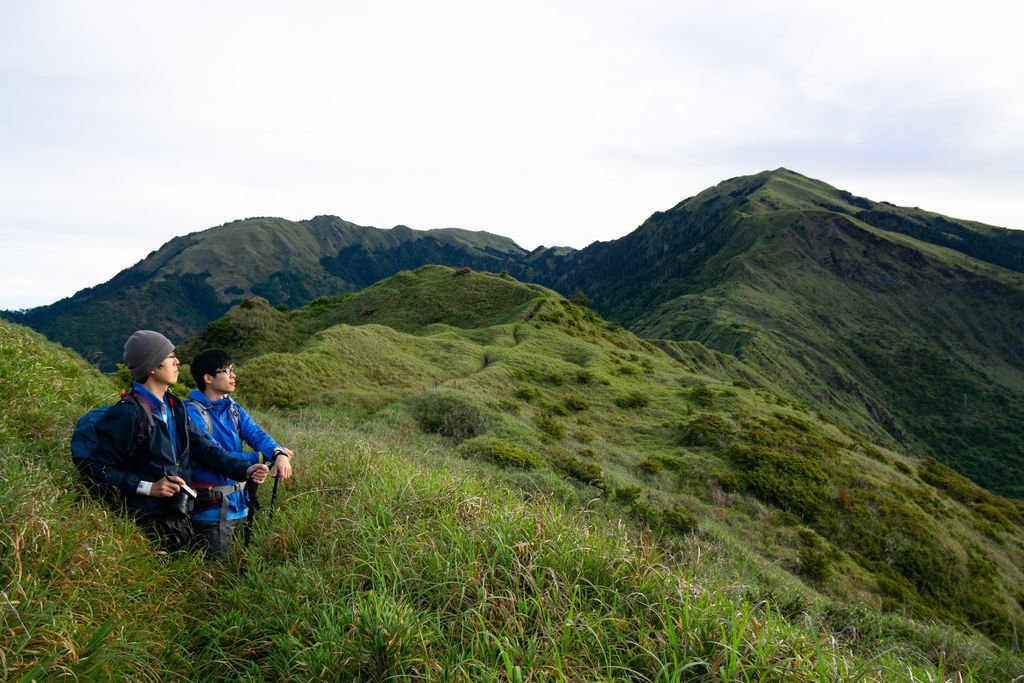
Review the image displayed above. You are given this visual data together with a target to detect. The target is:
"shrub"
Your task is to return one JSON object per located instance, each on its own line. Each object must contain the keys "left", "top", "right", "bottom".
{"left": 533, "top": 410, "right": 565, "bottom": 441}
{"left": 797, "top": 528, "right": 832, "bottom": 581}
{"left": 514, "top": 387, "right": 541, "bottom": 402}
{"left": 565, "top": 394, "right": 589, "bottom": 412}
{"left": 664, "top": 504, "right": 699, "bottom": 534}
{"left": 638, "top": 458, "right": 663, "bottom": 475}
{"left": 411, "top": 389, "right": 491, "bottom": 443}
{"left": 458, "top": 436, "right": 541, "bottom": 469}
{"left": 678, "top": 413, "right": 733, "bottom": 448}
{"left": 690, "top": 385, "right": 715, "bottom": 408}
{"left": 726, "top": 444, "right": 830, "bottom": 521}
{"left": 555, "top": 457, "right": 603, "bottom": 485}
{"left": 570, "top": 291, "right": 592, "bottom": 307}
{"left": 615, "top": 391, "right": 649, "bottom": 409}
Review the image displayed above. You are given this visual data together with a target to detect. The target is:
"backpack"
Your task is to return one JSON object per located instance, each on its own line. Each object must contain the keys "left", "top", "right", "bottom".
{"left": 71, "top": 392, "right": 156, "bottom": 502}
{"left": 183, "top": 398, "right": 245, "bottom": 521}
{"left": 184, "top": 398, "right": 241, "bottom": 436}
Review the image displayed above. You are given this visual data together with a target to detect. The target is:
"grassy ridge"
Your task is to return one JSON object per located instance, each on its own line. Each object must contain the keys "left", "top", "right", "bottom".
{"left": 0, "top": 319, "right": 1008, "bottom": 681}
{"left": 8, "top": 168, "right": 1023, "bottom": 510}
{"left": 200, "top": 269, "right": 1024, "bottom": 647}
{"left": 3, "top": 269, "right": 1024, "bottom": 680}
{"left": 595, "top": 172, "right": 1024, "bottom": 497}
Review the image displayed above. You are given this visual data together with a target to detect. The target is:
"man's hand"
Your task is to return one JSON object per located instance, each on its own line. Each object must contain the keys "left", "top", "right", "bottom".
{"left": 272, "top": 448, "right": 294, "bottom": 480}
{"left": 152, "top": 475, "right": 185, "bottom": 498}
{"left": 246, "top": 463, "right": 269, "bottom": 484}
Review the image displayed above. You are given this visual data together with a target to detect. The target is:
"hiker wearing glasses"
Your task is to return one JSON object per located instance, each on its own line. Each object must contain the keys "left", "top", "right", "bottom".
{"left": 79, "top": 331, "right": 269, "bottom": 553}
{"left": 185, "top": 348, "right": 294, "bottom": 557}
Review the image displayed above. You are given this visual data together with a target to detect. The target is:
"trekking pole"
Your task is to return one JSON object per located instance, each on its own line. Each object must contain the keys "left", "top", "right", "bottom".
{"left": 268, "top": 470, "right": 281, "bottom": 525}
{"left": 242, "top": 479, "right": 260, "bottom": 550}
{"left": 267, "top": 447, "right": 289, "bottom": 525}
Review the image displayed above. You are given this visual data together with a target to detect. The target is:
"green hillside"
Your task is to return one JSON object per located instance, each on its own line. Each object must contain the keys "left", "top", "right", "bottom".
{"left": 5, "top": 169, "right": 1023, "bottom": 504}
{"left": 3, "top": 217, "right": 530, "bottom": 369}
{"left": 539, "top": 170, "right": 1024, "bottom": 497}
{"left": 3, "top": 269, "right": 1024, "bottom": 679}
{"left": 189, "top": 268, "right": 1024, "bottom": 643}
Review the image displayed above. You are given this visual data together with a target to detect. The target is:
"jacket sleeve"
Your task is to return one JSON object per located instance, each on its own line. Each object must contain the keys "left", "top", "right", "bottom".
{"left": 188, "top": 422, "right": 251, "bottom": 481}
{"left": 237, "top": 404, "right": 281, "bottom": 459}
{"left": 88, "top": 403, "right": 144, "bottom": 494}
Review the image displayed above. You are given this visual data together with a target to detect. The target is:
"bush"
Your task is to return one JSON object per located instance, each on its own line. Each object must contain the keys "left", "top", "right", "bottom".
{"left": 726, "top": 444, "right": 830, "bottom": 521}
{"left": 664, "top": 504, "right": 699, "bottom": 534}
{"left": 514, "top": 387, "right": 541, "bottom": 402}
{"left": 678, "top": 413, "right": 733, "bottom": 448}
{"left": 458, "top": 436, "right": 541, "bottom": 469}
{"left": 565, "top": 394, "right": 589, "bottom": 412}
{"left": 575, "top": 370, "right": 595, "bottom": 385}
{"left": 555, "top": 457, "right": 603, "bottom": 485}
{"left": 690, "top": 385, "right": 715, "bottom": 408}
{"left": 411, "top": 389, "right": 491, "bottom": 443}
{"left": 797, "top": 528, "right": 832, "bottom": 581}
{"left": 638, "top": 458, "right": 663, "bottom": 475}
{"left": 533, "top": 410, "right": 565, "bottom": 441}
{"left": 615, "top": 391, "right": 649, "bottom": 409}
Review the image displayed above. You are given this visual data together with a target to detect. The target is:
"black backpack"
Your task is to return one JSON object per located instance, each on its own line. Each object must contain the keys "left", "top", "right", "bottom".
{"left": 71, "top": 392, "right": 155, "bottom": 503}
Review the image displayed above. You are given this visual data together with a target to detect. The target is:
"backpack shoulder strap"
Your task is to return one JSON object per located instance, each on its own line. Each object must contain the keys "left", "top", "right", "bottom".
{"left": 184, "top": 398, "right": 214, "bottom": 434}
{"left": 230, "top": 402, "right": 241, "bottom": 434}
{"left": 120, "top": 392, "right": 155, "bottom": 452}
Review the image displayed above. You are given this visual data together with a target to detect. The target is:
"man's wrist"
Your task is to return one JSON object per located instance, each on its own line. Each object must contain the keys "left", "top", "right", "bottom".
{"left": 274, "top": 448, "right": 290, "bottom": 459}
{"left": 136, "top": 480, "right": 154, "bottom": 496}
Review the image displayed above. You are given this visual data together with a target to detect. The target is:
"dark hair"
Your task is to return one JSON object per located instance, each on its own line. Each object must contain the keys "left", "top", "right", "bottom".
{"left": 190, "top": 348, "right": 234, "bottom": 391}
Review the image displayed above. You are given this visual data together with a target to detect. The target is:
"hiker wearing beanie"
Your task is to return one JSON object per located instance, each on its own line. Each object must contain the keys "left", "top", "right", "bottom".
{"left": 185, "top": 348, "right": 294, "bottom": 558}
{"left": 78, "top": 330, "right": 269, "bottom": 552}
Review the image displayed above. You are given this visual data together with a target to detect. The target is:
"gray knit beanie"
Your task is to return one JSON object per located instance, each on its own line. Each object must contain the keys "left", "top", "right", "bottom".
{"left": 123, "top": 330, "right": 175, "bottom": 381}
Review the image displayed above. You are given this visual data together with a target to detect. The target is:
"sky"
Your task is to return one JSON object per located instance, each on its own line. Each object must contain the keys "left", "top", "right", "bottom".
{"left": 2, "top": 1, "right": 1022, "bottom": 310}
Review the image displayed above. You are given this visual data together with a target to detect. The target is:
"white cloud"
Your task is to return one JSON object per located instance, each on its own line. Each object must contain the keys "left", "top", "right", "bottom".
{"left": 2, "top": 0, "right": 1022, "bottom": 309}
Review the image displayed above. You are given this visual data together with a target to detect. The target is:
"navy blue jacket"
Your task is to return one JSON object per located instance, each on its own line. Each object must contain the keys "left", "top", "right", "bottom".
{"left": 86, "top": 388, "right": 252, "bottom": 519}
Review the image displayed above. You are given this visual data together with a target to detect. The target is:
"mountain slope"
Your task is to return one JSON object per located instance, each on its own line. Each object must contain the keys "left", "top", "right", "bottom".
{"left": 173, "top": 268, "right": 1024, "bottom": 652}
{"left": 6, "top": 169, "right": 1024, "bottom": 499}
{"left": 6, "top": 313, "right": 1024, "bottom": 680}
{"left": 4, "top": 216, "right": 530, "bottom": 368}
{"left": 534, "top": 170, "right": 1024, "bottom": 496}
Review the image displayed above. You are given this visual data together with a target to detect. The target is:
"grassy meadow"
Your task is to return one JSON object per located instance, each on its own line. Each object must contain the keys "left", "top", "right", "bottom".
{"left": 3, "top": 266, "right": 1024, "bottom": 681}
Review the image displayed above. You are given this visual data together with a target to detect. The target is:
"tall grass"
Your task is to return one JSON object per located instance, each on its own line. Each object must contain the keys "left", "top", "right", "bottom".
{"left": 3, "top": 315, "right": 1022, "bottom": 681}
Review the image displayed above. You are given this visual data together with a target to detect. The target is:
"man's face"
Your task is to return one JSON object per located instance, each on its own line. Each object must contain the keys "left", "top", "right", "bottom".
{"left": 205, "top": 364, "right": 236, "bottom": 395}
{"left": 151, "top": 352, "right": 180, "bottom": 385}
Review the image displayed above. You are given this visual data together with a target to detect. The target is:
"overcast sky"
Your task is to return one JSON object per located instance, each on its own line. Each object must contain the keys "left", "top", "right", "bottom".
{"left": 2, "top": 1, "right": 1022, "bottom": 309}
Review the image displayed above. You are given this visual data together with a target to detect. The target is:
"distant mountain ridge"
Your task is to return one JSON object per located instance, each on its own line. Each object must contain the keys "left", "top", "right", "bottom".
{"left": 4, "top": 216, "right": 534, "bottom": 368}
{"left": 538, "top": 170, "right": 1024, "bottom": 496}
{"left": 5, "top": 168, "right": 1024, "bottom": 496}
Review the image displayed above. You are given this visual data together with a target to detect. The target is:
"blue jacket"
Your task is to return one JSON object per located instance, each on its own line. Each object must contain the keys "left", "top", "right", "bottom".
{"left": 185, "top": 390, "right": 281, "bottom": 522}
{"left": 86, "top": 384, "right": 252, "bottom": 520}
